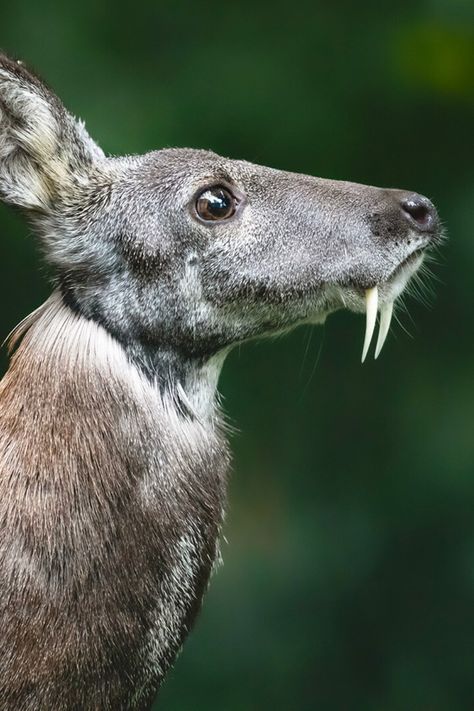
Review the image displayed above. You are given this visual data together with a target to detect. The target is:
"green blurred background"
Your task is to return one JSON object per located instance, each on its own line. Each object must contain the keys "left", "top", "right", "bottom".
{"left": 1, "top": 1, "right": 473, "bottom": 709}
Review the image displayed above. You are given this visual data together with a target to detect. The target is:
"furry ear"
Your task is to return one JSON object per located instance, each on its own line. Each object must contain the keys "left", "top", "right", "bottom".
{"left": 0, "top": 55, "right": 104, "bottom": 211}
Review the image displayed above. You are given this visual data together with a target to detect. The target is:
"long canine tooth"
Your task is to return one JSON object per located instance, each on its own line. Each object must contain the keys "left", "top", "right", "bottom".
{"left": 361, "top": 286, "right": 378, "bottom": 363}
{"left": 374, "top": 301, "right": 394, "bottom": 360}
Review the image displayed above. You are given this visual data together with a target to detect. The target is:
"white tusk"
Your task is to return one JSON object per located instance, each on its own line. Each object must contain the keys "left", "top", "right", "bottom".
{"left": 361, "top": 286, "right": 378, "bottom": 363}
{"left": 374, "top": 301, "right": 394, "bottom": 360}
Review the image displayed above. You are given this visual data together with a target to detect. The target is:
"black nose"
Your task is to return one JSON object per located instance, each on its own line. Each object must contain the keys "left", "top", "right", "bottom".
{"left": 400, "top": 193, "right": 438, "bottom": 233}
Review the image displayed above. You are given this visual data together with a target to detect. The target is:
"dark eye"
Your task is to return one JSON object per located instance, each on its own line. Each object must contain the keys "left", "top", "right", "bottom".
{"left": 195, "top": 186, "right": 236, "bottom": 222}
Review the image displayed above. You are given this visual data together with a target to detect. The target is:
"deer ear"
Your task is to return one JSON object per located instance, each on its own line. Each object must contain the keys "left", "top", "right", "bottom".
{"left": 0, "top": 55, "right": 104, "bottom": 211}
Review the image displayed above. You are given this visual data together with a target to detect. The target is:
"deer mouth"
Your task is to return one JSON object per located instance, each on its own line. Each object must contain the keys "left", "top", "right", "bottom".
{"left": 360, "top": 249, "right": 425, "bottom": 362}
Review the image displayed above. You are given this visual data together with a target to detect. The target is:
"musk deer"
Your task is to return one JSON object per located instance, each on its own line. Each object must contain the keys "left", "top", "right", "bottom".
{"left": 0, "top": 55, "right": 441, "bottom": 710}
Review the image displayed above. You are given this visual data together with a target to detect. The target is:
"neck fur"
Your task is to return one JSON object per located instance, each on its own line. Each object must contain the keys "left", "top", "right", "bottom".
{"left": 0, "top": 291, "right": 230, "bottom": 699}
{"left": 6, "top": 291, "right": 225, "bottom": 423}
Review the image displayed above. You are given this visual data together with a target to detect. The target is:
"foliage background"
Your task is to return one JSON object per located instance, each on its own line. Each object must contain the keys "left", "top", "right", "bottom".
{"left": 1, "top": 1, "right": 473, "bottom": 709}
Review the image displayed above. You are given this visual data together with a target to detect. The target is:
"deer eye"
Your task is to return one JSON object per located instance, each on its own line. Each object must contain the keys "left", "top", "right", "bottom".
{"left": 195, "top": 186, "right": 236, "bottom": 222}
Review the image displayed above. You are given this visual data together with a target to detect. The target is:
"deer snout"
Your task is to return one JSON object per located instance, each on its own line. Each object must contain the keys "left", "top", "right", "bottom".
{"left": 368, "top": 188, "right": 439, "bottom": 244}
{"left": 398, "top": 192, "right": 439, "bottom": 234}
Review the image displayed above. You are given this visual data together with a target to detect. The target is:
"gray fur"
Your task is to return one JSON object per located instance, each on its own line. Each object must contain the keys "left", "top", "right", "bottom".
{"left": 0, "top": 54, "right": 441, "bottom": 710}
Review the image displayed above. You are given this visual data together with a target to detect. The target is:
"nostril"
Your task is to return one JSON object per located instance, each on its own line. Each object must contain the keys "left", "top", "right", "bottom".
{"left": 400, "top": 193, "right": 438, "bottom": 232}
{"left": 404, "top": 201, "right": 429, "bottom": 225}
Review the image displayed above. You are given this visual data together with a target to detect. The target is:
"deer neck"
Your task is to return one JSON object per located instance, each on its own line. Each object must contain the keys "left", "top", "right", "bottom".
{"left": 5, "top": 290, "right": 226, "bottom": 420}
{"left": 1, "top": 291, "right": 230, "bottom": 520}
{"left": 0, "top": 291, "right": 230, "bottom": 693}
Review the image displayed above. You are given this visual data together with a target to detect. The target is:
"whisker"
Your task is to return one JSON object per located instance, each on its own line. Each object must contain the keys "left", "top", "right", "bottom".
{"left": 298, "top": 328, "right": 325, "bottom": 402}
{"left": 298, "top": 327, "right": 314, "bottom": 379}
{"left": 393, "top": 297, "right": 416, "bottom": 338}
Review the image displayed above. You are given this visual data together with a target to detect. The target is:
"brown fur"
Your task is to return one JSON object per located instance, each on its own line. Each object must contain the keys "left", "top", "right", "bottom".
{"left": 0, "top": 293, "right": 229, "bottom": 709}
